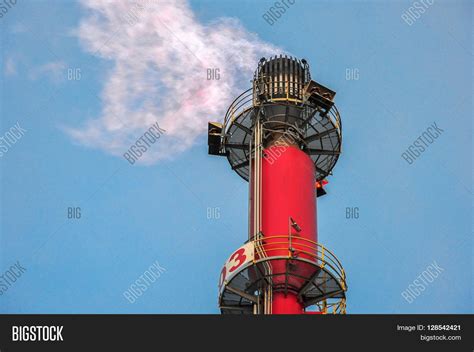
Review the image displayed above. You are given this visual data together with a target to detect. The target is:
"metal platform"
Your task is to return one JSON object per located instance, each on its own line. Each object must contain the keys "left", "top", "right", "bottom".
{"left": 218, "top": 236, "right": 347, "bottom": 314}
{"left": 220, "top": 87, "right": 342, "bottom": 182}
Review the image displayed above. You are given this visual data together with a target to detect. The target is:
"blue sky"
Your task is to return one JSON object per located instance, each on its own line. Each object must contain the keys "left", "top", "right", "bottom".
{"left": 0, "top": 0, "right": 472, "bottom": 313}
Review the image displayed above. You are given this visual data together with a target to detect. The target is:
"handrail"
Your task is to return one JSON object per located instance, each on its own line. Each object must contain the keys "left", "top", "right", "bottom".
{"left": 222, "top": 88, "right": 253, "bottom": 134}
{"left": 251, "top": 235, "right": 346, "bottom": 283}
{"left": 222, "top": 83, "right": 341, "bottom": 141}
{"left": 254, "top": 235, "right": 345, "bottom": 273}
{"left": 317, "top": 298, "right": 346, "bottom": 314}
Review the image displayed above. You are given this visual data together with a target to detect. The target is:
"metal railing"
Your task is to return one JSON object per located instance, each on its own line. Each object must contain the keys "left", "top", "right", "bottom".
{"left": 252, "top": 235, "right": 346, "bottom": 289}
{"left": 222, "top": 88, "right": 254, "bottom": 136}
{"left": 317, "top": 298, "right": 347, "bottom": 314}
{"left": 222, "top": 81, "right": 342, "bottom": 142}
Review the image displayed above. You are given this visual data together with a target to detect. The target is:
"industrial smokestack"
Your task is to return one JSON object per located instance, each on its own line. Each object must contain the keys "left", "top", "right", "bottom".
{"left": 209, "top": 55, "right": 347, "bottom": 314}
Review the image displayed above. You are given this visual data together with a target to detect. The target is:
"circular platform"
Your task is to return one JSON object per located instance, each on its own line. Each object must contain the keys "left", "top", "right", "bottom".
{"left": 221, "top": 88, "right": 342, "bottom": 182}
{"left": 218, "top": 237, "right": 347, "bottom": 314}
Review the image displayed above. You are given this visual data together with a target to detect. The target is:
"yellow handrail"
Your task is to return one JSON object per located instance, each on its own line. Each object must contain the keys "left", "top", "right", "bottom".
{"left": 251, "top": 235, "right": 346, "bottom": 282}
{"left": 252, "top": 235, "right": 345, "bottom": 274}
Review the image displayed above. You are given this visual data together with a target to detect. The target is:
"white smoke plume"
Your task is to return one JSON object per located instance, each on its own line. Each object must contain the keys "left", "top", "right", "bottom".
{"left": 67, "top": 0, "right": 281, "bottom": 163}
